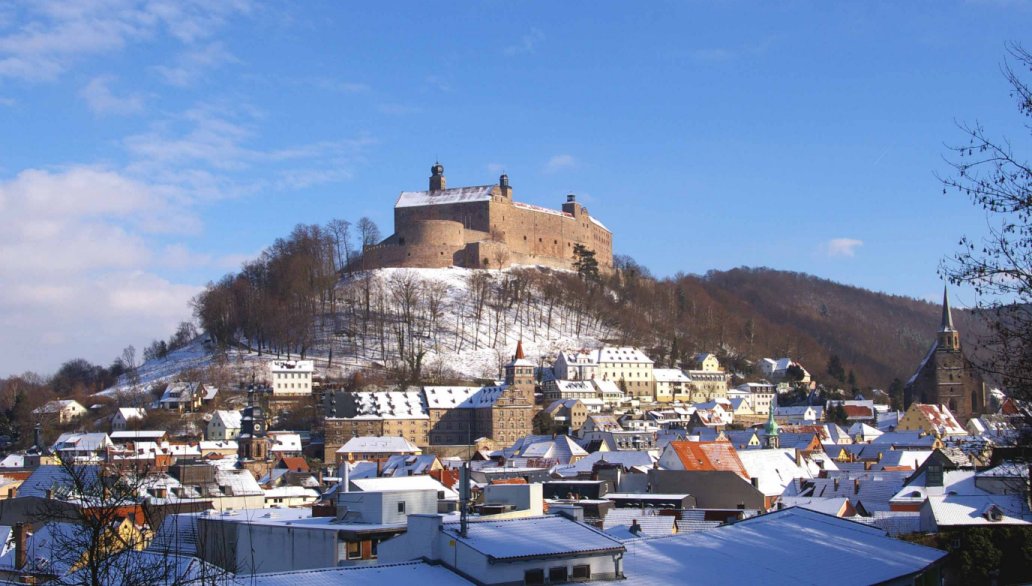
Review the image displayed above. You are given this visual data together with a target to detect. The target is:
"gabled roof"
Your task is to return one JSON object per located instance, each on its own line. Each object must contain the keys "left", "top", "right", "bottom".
{"left": 663, "top": 441, "right": 748, "bottom": 479}
{"left": 596, "top": 347, "right": 653, "bottom": 365}
{"left": 909, "top": 403, "right": 966, "bottom": 435}
{"left": 381, "top": 454, "right": 439, "bottom": 477}
{"left": 424, "top": 386, "right": 506, "bottom": 409}
{"left": 603, "top": 509, "right": 677, "bottom": 539}
{"left": 269, "top": 359, "right": 314, "bottom": 373}
{"left": 116, "top": 407, "right": 146, "bottom": 421}
{"left": 350, "top": 475, "right": 458, "bottom": 499}
{"left": 211, "top": 409, "right": 243, "bottom": 429}
{"left": 737, "top": 448, "right": 818, "bottom": 497}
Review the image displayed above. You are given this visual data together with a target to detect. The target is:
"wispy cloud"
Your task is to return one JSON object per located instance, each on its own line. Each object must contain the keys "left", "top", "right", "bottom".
{"left": 0, "top": 1, "right": 252, "bottom": 82}
{"left": 544, "top": 154, "right": 577, "bottom": 174}
{"left": 504, "top": 28, "right": 544, "bottom": 56}
{"left": 152, "top": 42, "right": 239, "bottom": 86}
{"left": 823, "top": 238, "right": 864, "bottom": 258}
{"left": 79, "top": 75, "right": 144, "bottom": 115}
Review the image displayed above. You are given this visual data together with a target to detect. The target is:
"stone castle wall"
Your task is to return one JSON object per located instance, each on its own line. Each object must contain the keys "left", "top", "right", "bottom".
{"left": 362, "top": 168, "right": 613, "bottom": 272}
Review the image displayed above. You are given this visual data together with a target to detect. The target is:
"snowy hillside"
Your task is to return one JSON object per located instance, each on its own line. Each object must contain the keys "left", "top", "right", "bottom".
{"left": 103, "top": 266, "right": 615, "bottom": 394}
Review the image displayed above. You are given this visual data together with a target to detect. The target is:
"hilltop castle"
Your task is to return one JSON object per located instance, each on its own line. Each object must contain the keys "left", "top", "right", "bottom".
{"left": 361, "top": 163, "right": 613, "bottom": 271}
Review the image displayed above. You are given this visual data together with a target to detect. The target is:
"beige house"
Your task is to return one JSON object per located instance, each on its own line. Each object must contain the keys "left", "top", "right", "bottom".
{"left": 544, "top": 399, "right": 589, "bottom": 432}
{"left": 654, "top": 369, "right": 692, "bottom": 403}
{"left": 686, "top": 370, "right": 730, "bottom": 402}
{"left": 596, "top": 347, "right": 655, "bottom": 400}
{"left": 693, "top": 353, "right": 722, "bottom": 372}
{"left": 33, "top": 400, "right": 87, "bottom": 424}
{"left": 896, "top": 403, "right": 967, "bottom": 437}
{"left": 270, "top": 360, "right": 315, "bottom": 395}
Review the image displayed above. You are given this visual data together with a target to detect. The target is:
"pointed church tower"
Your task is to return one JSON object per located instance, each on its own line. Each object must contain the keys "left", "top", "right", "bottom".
{"left": 765, "top": 395, "right": 780, "bottom": 449}
{"left": 904, "top": 285, "right": 986, "bottom": 422}
{"left": 938, "top": 286, "right": 960, "bottom": 351}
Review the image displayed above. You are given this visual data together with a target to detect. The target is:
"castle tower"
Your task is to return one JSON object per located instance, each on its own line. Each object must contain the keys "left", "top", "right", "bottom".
{"left": 494, "top": 340, "right": 535, "bottom": 444}
{"left": 499, "top": 173, "right": 512, "bottom": 199}
{"left": 903, "top": 286, "right": 986, "bottom": 422}
{"left": 430, "top": 162, "right": 446, "bottom": 192}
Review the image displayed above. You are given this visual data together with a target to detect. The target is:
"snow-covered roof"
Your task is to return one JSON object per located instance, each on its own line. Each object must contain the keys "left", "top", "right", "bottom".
{"left": 596, "top": 347, "right": 653, "bottom": 364}
{"left": 350, "top": 475, "right": 458, "bottom": 499}
{"left": 264, "top": 486, "right": 319, "bottom": 500}
{"left": 381, "top": 454, "right": 440, "bottom": 477}
{"left": 554, "top": 380, "right": 594, "bottom": 393}
{"left": 116, "top": 407, "right": 146, "bottom": 421}
{"left": 603, "top": 509, "right": 677, "bottom": 539}
{"left": 211, "top": 409, "right": 243, "bottom": 429}
{"left": 238, "top": 561, "right": 472, "bottom": 586}
{"left": 51, "top": 432, "right": 112, "bottom": 453}
{"left": 33, "top": 399, "right": 85, "bottom": 414}
{"left": 737, "top": 448, "right": 818, "bottom": 497}
{"left": 348, "top": 390, "right": 430, "bottom": 419}
{"left": 443, "top": 515, "right": 624, "bottom": 561}
{"left": 269, "top": 432, "right": 302, "bottom": 453}
{"left": 589, "top": 215, "right": 610, "bottom": 232}
{"left": 270, "top": 359, "right": 314, "bottom": 373}
{"left": 424, "top": 385, "right": 506, "bottom": 409}
{"left": 553, "top": 450, "right": 656, "bottom": 477}
{"left": 339, "top": 436, "right": 419, "bottom": 454}
{"left": 110, "top": 430, "right": 167, "bottom": 441}
{"left": 654, "top": 368, "right": 690, "bottom": 383}
{"left": 616, "top": 507, "right": 946, "bottom": 585}
{"left": 396, "top": 185, "right": 496, "bottom": 208}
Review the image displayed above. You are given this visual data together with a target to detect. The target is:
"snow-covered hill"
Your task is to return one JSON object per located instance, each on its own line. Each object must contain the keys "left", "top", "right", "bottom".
{"left": 102, "top": 266, "right": 614, "bottom": 395}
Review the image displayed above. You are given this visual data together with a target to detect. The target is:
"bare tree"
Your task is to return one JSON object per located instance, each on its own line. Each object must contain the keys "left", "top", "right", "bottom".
{"left": 940, "top": 43, "right": 1032, "bottom": 412}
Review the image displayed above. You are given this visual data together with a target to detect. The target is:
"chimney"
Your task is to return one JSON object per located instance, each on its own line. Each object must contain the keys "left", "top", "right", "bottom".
{"left": 833, "top": 478, "right": 840, "bottom": 491}
{"left": 14, "top": 523, "right": 28, "bottom": 570}
{"left": 750, "top": 477, "right": 759, "bottom": 489}
{"left": 45, "top": 489, "right": 53, "bottom": 500}
{"left": 629, "top": 519, "right": 642, "bottom": 536}
{"left": 854, "top": 478, "right": 861, "bottom": 494}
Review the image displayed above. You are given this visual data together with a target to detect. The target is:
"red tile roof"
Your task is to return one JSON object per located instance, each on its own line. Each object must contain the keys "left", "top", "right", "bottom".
{"left": 667, "top": 440, "right": 748, "bottom": 480}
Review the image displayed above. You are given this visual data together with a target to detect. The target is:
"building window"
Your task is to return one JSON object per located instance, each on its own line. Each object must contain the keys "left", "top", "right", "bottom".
{"left": 346, "top": 541, "right": 361, "bottom": 560}
{"left": 524, "top": 569, "right": 545, "bottom": 585}
{"left": 397, "top": 501, "right": 406, "bottom": 513}
{"left": 549, "top": 567, "right": 569, "bottom": 583}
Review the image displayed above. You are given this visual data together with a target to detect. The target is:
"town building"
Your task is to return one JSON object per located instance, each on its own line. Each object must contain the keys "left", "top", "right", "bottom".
{"left": 361, "top": 163, "right": 613, "bottom": 272}
{"left": 904, "top": 287, "right": 987, "bottom": 422}
{"left": 653, "top": 369, "right": 692, "bottom": 403}
{"left": 896, "top": 403, "right": 967, "bottom": 437}
{"left": 111, "top": 407, "right": 146, "bottom": 431}
{"left": 206, "top": 410, "right": 243, "bottom": 441}
{"left": 596, "top": 347, "right": 655, "bottom": 400}
{"left": 270, "top": 360, "right": 314, "bottom": 396}
{"left": 553, "top": 350, "right": 599, "bottom": 381}
{"left": 32, "top": 400, "right": 87, "bottom": 424}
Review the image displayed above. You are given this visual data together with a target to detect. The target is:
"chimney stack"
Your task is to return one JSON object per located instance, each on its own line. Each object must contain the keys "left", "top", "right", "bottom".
{"left": 14, "top": 523, "right": 28, "bottom": 570}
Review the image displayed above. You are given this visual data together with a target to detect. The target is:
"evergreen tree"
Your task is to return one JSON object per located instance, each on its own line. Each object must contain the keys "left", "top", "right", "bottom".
{"left": 826, "top": 354, "right": 846, "bottom": 383}
{"left": 572, "top": 244, "right": 600, "bottom": 282}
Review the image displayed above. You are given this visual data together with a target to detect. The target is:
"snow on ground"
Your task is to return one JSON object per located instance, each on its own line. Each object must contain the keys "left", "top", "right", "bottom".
{"left": 101, "top": 266, "right": 613, "bottom": 396}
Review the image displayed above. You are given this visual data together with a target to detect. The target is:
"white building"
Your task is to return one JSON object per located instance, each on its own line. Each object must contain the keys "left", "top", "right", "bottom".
{"left": 553, "top": 351, "right": 599, "bottom": 381}
{"left": 379, "top": 514, "right": 626, "bottom": 584}
{"left": 207, "top": 410, "right": 243, "bottom": 441}
{"left": 270, "top": 360, "right": 315, "bottom": 395}
{"left": 111, "top": 407, "right": 146, "bottom": 431}
{"left": 736, "top": 383, "right": 776, "bottom": 415}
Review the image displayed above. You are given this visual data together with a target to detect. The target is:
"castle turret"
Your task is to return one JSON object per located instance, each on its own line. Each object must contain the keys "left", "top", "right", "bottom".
{"left": 562, "top": 193, "right": 587, "bottom": 218}
{"left": 765, "top": 396, "right": 780, "bottom": 449}
{"left": 499, "top": 173, "right": 511, "bottom": 199}
{"left": 430, "top": 162, "right": 446, "bottom": 192}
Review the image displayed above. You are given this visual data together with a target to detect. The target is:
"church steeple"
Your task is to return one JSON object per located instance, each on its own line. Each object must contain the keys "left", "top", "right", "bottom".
{"left": 765, "top": 395, "right": 780, "bottom": 448}
{"left": 938, "top": 286, "right": 961, "bottom": 351}
{"left": 941, "top": 286, "right": 955, "bottom": 332}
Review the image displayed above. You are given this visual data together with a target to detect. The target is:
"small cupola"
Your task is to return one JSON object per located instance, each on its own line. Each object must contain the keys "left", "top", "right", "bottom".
{"left": 499, "top": 173, "right": 512, "bottom": 198}
{"left": 430, "top": 162, "right": 446, "bottom": 192}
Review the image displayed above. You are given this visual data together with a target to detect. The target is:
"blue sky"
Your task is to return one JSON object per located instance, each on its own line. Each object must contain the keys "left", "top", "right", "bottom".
{"left": 0, "top": 1, "right": 1029, "bottom": 376}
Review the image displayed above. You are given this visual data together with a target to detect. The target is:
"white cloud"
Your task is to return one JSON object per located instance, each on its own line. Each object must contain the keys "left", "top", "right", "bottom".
{"left": 152, "top": 41, "right": 239, "bottom": 86}
{"left": 544, "top": 154, "right": 577, "bottom": 174}
{"left": 0, "top": 166, "right": 207, "bottom": 375}
{"left": 0, "top": 1, "right": 251, "bottom": 82}
{"left": 823, "top": 238, "right": 864, "bottom": 257}
{"left": 79, "top": 75, "right": 144, "bottom": 115}
{"left": 504, "top": 28, "right": 544, "bottom": 56}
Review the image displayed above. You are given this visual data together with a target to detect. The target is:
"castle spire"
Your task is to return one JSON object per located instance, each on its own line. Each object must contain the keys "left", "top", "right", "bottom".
{"left": 765, "top": 395, "right": 780, "bottom": 448}
{"left": 940, "top": 286, "right": 955, "bottom": 332}
{"left": 514, "top": 339, "right": 525, "bottom": 360}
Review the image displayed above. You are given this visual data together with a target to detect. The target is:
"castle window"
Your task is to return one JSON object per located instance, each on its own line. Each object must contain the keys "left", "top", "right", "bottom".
{"left": 398, "top": 237, "right": 405, "bottom": 245}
